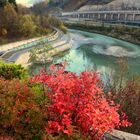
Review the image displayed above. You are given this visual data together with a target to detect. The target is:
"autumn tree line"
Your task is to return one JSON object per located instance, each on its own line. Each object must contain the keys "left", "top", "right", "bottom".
{"left": 0, "top": 1, "right": 66, "bottom": 43}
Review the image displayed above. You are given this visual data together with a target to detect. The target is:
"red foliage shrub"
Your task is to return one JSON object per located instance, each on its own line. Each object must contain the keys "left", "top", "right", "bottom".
{"left": 0, "top": 78, "right": 48, "bottom": 139}
{"left": 32, "top": 64, "right": 131, "bottom": 139}
{"left": 106, "top": 77, "right": 140, "bottom": 135}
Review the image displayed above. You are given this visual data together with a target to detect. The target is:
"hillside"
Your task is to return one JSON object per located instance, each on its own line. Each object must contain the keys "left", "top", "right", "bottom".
{"left": 31, "top": 0, "right": 114, "bottom": 14}
{"left": 62, "top": 0, "right": 113, "bottom": 11}
{"left": 31, "top": 0, "right": 140, "bottom": 14}
{"left": 79, "top": 0, "right": 140, "bottom": 11}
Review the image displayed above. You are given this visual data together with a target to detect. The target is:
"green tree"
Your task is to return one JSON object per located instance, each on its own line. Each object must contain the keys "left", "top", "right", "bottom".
{"left": 19, "top": 15, "right": 37, "bottom": 36}
{"left": 48, "top": 16, "right": 67, "bottom": 33}
{"left": 0, "top": 3, "right": 18, "bottom": 35}
{"left": 48, "top": 16, "right": 62, "bottom": 28}
{"left": 32, "top": 15, "right": 50, "bottom": 35}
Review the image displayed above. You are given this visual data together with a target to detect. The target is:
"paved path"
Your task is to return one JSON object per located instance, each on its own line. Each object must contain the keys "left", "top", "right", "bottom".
{"left": 0, "top": 37, "right": 40, "bottom": 52}
{"left": 15, "top": 32, "right": 72, "bottom": 66}
{"left": 0, "top": 30, "right": 57, "bottom": 52}
{"left": 0, "top": 29, "right": 61, "bottom": 61}
{"left": 0, "top": 28, "right": 72, "bottom": 66}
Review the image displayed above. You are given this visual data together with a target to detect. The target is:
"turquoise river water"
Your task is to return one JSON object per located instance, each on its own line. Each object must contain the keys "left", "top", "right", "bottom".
{"left": 30, "top": 29, "right": 140, "bottom": 78}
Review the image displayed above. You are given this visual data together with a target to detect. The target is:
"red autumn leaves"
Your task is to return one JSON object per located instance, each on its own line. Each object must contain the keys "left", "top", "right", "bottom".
{"left": 32, "top": 64, "right": 131, "bottom": 139}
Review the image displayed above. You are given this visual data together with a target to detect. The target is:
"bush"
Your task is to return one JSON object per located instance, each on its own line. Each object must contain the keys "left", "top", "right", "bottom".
{"left": 0, "top": 78, "right": 48, "bottom": 139}
{"left": 32, "top": 64, "right": 131, "bottom": 139}
{"left": 105, "top": 76, "right": 140, "bottom": 135}
{"left": 104, "top": 59, "right": 140, "bottom": 135}
{"left": 0, "top": 63, "right": 131, "bottom": 140}
{"left": 0, "top": 62, "right": 27, "bottom": 79}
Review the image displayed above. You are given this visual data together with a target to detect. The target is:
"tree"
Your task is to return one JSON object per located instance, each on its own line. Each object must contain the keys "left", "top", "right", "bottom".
{"left": 17, "top": 4, "right": 31, "bottom": 14}
{"left": 19, "top": 15, "right": 37, "bottom": 36}
{"left": 29, "top": 41, "right": 55, "bottom": 71}
{"left": 32, "top": 15, "right": 50, "bottom": 35}
{"left": 104, "top": 59, "right": 140, "bottom": 135}
{"left": 48, "top": 16, "right": 62, "bottom": 28}
{"left": 31, "top": 0, "right": 49, "bottom": 15}
{"left": 0, "top": 0, "right": 17, "bottom": 9}
{"left": 8, "top": 0, "right": 17, "bottom": 7}
{"left": 40, "top": 15, "right": 50, "bottom": 29}
{"left": 48, "top": 16, "right": 67, "bottom": 33}
{"left": 0, "top": 0, "right": 6, "bottom": 8}
{"left": 0, "top": 3, "right": 18, "bottom": 35}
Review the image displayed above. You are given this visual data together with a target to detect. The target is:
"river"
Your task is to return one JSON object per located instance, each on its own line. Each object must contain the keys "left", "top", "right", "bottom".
{"left": 30, "top": 29, "right": 140, "bottom": 78}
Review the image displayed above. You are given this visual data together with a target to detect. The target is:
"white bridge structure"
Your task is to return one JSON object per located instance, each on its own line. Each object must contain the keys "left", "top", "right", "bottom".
{"left": 57, "top": 10, "right": 140, "bottom": 25}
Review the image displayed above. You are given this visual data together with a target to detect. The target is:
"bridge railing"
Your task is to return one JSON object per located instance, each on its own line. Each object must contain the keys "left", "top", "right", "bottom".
{"left": 61, "top": 10, "right": 140, "bottom": 15}
{"left": 58, "top": 10, "right": 140, "bottom": 25}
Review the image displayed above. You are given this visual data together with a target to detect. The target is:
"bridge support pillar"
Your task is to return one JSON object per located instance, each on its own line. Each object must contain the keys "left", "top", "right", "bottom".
{"left": 111, "top": 14, "right": 113, "bottom": 20}
{"left": 118, "top": 14, "right": 120, "bottom": 21}
{"left": 93, "top": 14, "right": 95, "bottom": 20}
{"left": 133, "top": 14, "right": 135, "bottom": 21}
{"left": 125, "top": 14, "right": 127, "bottom": 21}
{"left": 83, "top": 14, "right": 86, "bottom": 18}
{"left": 98, "top": 13, "right": 101, "bottom": 20}
{"left": 87, "top": 14, "right": 90, "bottom": 19}
{"left": 104, "top": 13, "right": 107, "bottom": 20}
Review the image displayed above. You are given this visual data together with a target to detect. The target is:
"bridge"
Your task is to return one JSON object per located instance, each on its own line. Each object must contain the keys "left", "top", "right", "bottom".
{"left": 57, "top": 10, "right": 140, "bottom": 26}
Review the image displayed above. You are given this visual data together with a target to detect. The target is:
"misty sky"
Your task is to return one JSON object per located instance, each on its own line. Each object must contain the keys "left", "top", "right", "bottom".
{"left": 17, "top": 0, "right": 44, "bottom": 7}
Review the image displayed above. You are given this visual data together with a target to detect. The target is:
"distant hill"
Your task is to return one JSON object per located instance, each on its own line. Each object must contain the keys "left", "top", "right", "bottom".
{"left": 62, "top": 0, "right": 113, "bottom": 11}
{"left": 31, "top": 0, "right": 114, "bottom": 14}
{"left": 31, "top": 0, "right": 140, "bottom": 14}
{"left": 79, "top": 0, "right": 140, "bottom": 11}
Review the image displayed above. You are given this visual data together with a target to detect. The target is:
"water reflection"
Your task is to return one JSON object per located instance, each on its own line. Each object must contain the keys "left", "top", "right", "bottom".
{"left": 29, "top": 29, "right": 140, "bottom": 77}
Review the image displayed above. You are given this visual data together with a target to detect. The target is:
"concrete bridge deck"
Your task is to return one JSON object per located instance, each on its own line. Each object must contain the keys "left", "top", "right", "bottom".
{"left": 57, "top": 10, "right": 140, "bottom": 26}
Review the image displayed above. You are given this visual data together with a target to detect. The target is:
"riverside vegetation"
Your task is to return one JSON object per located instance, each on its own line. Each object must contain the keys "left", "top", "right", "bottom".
{"left": 0, "top": 2, "right": 67, "bottom": 45}
{"left": 0, "top": 60, "right": 140, "bottom": 140}
{"left": 65, "top": 22, "right": 140, "bottom": 45}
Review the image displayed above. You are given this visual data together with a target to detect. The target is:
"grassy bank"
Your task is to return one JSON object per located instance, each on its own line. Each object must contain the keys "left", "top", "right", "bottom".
{"left": 65, "top": 22, "right": 140, "bottom": 45}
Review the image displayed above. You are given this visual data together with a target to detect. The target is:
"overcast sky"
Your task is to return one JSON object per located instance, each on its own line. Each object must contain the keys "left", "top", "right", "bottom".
{"left": 17, "top": 0, "right": 44, "bottom": 7}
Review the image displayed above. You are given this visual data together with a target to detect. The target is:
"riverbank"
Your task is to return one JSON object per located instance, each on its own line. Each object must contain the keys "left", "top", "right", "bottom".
{"left": 64, "top": 22, "right": 140, "bottom": 45}
{"left": 15, "top": 33, "right": 72, "bottom": 67}
{"left": 0, "top": 30, "right": 57, "bottom": 53}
